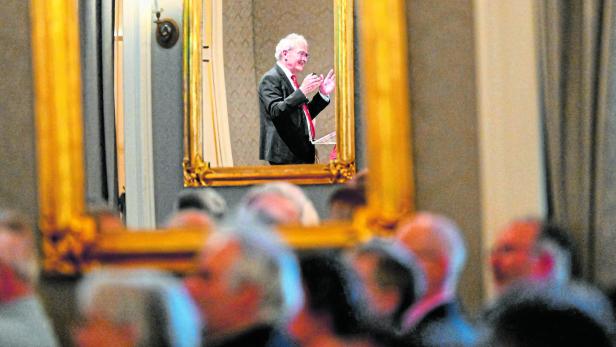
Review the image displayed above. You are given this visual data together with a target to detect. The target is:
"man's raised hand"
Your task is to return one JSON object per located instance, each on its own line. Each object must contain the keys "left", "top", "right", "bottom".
{"left": 299, "top": 74, "right": 322, "bottom": 95}
{"left": 319, "top": 69, "right": 335, "bottom": 96}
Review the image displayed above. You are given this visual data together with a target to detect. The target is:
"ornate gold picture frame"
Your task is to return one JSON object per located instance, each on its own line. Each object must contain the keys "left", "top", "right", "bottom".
{"left": 182, "top": 0, "right": 356, "bottom": 187}
{"left": 31, "top": 0, "right": 413, "bottom": 275}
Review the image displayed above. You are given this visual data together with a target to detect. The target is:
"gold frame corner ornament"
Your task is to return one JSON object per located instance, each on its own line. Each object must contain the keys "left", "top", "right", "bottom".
{"left": 182, "top": 0, "right": 356, "bottom": 187}
{"left": 32, "top": 0, "right": 413, "bottom": 274}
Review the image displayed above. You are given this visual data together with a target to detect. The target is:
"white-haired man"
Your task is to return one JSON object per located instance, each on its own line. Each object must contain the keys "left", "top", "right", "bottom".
{"left": 395, "top": 212, "right": 476, "bottom": 347}
{"left": 237, "top": 181, "right": 319, "bottom": 226}
{"left": 0, "top": 210, "right": 59, "bottom": 347}
{"left": 258, "top": 33, "right": 335, "bottom": 164}
{"left": 74, "top": 268, "right": 202, "bottom": 347}
{"left": 184, "top": 222, "right": 303, "bottom": 347}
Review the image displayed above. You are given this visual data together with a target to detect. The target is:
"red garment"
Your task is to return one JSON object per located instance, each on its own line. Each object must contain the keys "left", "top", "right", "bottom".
{"left": 290, "top": 75, "right": 316, "bottom": 139}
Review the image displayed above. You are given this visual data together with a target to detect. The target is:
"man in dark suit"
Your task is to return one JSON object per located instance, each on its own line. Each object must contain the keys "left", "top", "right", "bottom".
{"left": 258, "top": 33, "right": 335, "bottom": 164}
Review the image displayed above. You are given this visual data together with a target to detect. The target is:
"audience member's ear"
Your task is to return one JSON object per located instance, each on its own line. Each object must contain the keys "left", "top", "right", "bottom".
{"left": 0, "top": 262, "right": 30, "bottom": 302}
{"left": 237, "top": 283, "right": 262, "bottom": 312}
{"left": 533, "top": 251, "right": 555, "bottom": 280}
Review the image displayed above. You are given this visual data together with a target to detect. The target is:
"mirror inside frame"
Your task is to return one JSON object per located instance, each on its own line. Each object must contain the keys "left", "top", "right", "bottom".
{"left": 183, "top": 0, "right": 356, "bottom": 186}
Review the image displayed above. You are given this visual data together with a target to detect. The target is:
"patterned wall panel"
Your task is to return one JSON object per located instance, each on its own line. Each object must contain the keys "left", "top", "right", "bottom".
{"left": 223, "top": 0, "right": 336, "bottom": 165}
{"left": 223, "top": 0, "right": 260, "bottom": 166}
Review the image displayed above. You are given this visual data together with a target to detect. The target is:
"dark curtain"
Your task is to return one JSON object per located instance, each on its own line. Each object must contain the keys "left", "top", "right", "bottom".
{"left": 79, "top": 0, "right": 118, "bottom": 208}
{"left": 539, "top": 0, "right": 616, "bottom": 285}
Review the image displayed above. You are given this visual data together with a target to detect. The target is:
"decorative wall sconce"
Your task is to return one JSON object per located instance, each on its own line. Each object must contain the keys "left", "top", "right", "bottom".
{"left": 154, "top": 9, "right": 179, "bottom": 49}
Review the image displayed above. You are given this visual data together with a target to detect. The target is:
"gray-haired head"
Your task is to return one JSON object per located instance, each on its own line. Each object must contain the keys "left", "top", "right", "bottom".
{"left": 434, "top": 215, "right": 468, "bottom": 290}
{"left": 77, "top": 268, "right": 202, "bottom": 347}
{"left": 480, "top": 281, "right": 615, "bottom": 347}
{"left": 238, "top": 181, "right": 319, "bottom": 226}
{"left": 275, "top": 33, "right": 308, "bottom": 61}
{"left": 0, "top": 209, "right": 38, "bottom": 285}
{"left": 396, "top": 212, "right": 467, "bottom": 294}
{"left": 213, "top": 221, "right": 304, "bottom": 326}
{"left": 536, "top": 220, "right": 574, "bottom": 285}
{"left": 351, "top": 237, "right": 427, "bottom": 322}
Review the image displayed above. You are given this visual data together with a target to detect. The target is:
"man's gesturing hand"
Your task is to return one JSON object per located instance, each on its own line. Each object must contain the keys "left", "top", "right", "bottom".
{"left": 299, "top": 74, "right": 322, "bottom": 95}
{"left": 319, "top": 69, "right": 335, "bottom": 96}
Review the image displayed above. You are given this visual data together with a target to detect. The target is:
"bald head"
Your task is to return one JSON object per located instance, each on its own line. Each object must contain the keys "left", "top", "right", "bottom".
{"left": 490, "top": 218, "right": 572, "bottom": 293}
{"left": 396, "top": 212, "right": 466, "bottom": 296}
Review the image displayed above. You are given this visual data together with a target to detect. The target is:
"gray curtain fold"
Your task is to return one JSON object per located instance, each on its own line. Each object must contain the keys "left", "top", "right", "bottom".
{"left": 539, "top": 0, "right": 616, "bottom": 284}
{"left": 80, "top": 0, "right": 118, "bottom": 208}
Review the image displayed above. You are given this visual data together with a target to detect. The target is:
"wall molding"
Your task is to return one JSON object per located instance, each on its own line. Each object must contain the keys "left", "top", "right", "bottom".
{"left": 123, "top": 0, "right": 156, "bottom": 228}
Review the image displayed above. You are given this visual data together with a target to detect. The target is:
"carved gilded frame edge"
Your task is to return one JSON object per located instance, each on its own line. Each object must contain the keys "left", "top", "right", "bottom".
{"left": 32, "top": 0, "right": 413, "bottom": 275}
{"left": 182, "top": 0, "right": 356, "bottom": 187}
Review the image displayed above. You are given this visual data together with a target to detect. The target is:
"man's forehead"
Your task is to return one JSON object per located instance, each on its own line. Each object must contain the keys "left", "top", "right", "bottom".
{"left": 398, "top": 219, "right": 441, "bottom": 242}
{"left": 292, "top": 41, "right": 308, "bottom": 51}
{"left": 498, "top": 221, "right": 540, "bottom": 244}
{"left": 353, "top": 251, "right": 379, "bottom": 266}
{"left": 200, "top": 238, "right": 240, "bottom": 266}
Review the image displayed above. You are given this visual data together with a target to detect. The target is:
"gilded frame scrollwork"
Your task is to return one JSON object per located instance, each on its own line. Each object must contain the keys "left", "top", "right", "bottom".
{"left": 32, "top": 0, "right": 413, "bottom": 275}
{"left": 182, "top": 0, "right": 356, "bottom": 187}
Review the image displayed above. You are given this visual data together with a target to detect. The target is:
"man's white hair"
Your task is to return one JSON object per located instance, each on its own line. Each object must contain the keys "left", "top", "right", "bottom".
{"left": 239, "top": 181, "right": 320, "bottom": 226}
{"left": 436, "top": 215, "right": 468, "bottom": 291}
{"left": 412, "top": 212, "right": 467, "bottom": 292}
{"left": 77, "top": 268, "right": 202, "bottom": 347}
{"left": 275, "top": 33, "right": 308, "bottom": 61}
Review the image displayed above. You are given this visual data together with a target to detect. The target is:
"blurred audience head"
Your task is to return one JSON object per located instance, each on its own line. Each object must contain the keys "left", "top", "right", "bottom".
{"left": 479, "top": 282, "right": 614, "bottom": 347}
{"left": 289, "top": 252, "right": 371, "bottom": 345}
{"left": 328, "top": 186, "right": 366, "bottom": 221}
{"left": 184, "top": 222, "right": 303, "bottom": 341}
{"left": 396, "top": 212, "right": 467, "bottom": 298}
{"left": 88, "top": 204, "right": 124, "bottom": 231}
{"left": 348, "top": 169, "right": 368, "bottom": 191}
{"left": 173, "top": 189, "right": 227, "bottom": 221}
{"left": 75, "top": 268, "right": 202, "bottom": 347}
{"left": 0, "top": 209, "right": 38, "bottom": 301}
{"left": 164, "top": 209, "right": 213, "bottom": 229}
{"left": 490, "top": 218, "right": 574, "bottom": 293}
{"left": 348, "top": 238, "right": 425, "bottom": 328}
{"left": 238, "top": 181, "right": 319, "bottom": 226}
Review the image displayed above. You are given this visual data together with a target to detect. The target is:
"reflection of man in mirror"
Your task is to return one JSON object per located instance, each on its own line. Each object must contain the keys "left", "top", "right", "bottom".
{"left": 258, "top": 33, "right": 336, "bottom": 165}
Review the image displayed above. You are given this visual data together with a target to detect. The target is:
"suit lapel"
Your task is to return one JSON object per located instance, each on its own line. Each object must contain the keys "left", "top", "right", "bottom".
{"left": 275, "top": 65, "right": 295, "bottom": 94}
{"left": 274, "top": 64, "right": 309, "bottom": 137}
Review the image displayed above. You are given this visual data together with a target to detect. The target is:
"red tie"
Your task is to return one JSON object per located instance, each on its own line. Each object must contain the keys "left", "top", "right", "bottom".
{"left": 291, "top": 75, "right": 316, "bottom": 139}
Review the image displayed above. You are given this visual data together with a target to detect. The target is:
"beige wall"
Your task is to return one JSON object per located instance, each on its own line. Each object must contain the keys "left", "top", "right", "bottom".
{"left": 407, "top": 0, "right": 483, "bottom": 312}
{"left": 0, "top": 1, "right": 37, "bottom": 220}
{"left": 223, "top": 0, "right": 335, "bottom": 165}
{"left": 222, "top": 0, "right": 259, "bottom": 166}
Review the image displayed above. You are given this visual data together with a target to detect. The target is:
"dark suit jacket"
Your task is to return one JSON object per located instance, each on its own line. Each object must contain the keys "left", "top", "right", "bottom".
{"left": 207, "top": 324, "right": 296, "bottom": 347}
{"left": 258, "top": 65, "right": 330, "bottom": 164}
{"left": 396, "top": 301, "right": 476, "bottom": 347}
